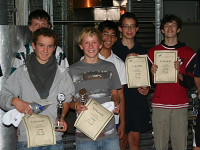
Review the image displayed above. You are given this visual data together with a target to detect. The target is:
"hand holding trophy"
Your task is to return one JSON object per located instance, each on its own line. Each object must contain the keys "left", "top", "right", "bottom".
{"left": 74, "top": 88, "right": 88, "bottom": 113}
{"left": 54, "top": 93, "right": 66, "bottom": 130}
{"left": 79, "top": 88, "right": 88, "bottom": 105}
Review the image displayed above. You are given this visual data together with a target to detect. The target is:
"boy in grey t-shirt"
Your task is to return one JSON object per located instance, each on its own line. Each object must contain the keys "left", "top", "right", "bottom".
{"left": 69, "top": 27, "right": 121, "bottom": 150}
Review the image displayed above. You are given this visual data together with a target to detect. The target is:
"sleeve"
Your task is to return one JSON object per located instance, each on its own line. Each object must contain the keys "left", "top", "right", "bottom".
{"left": 118, "top": 61, "right": 127, "bottom": 85}
{"left": 60, "top": 70, "right": 75, "bottom": 103}
{"left": 110, "top": 64, "right": 122, "bottom": 90}
{"left": 11, "top": 46, "right": 27, "bottom": 74}
{"left": 147, "top": 48, "right": 154, "bottom": 64}
{"left": 180, "top": 53, "right": 196, "bottom": 89}
{"left": 0, "top": 68, "right": 22, "bottom": 111}
{"left": 55, "top": 46, "right": 69, "bottom": 68}
{"left": 194, "top": 49, "right": 200, "bottom": 77}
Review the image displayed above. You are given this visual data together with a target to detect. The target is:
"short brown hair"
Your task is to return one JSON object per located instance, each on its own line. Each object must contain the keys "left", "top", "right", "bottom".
{"left": 28, "top": 9, "right": 52, "bottom": 28}
{"left": 160, "top": 14, "right": 182, "bottom": 30}
{"left": 32, "top": 27, "right": 58, "bottom": 46}
{"left": 119, "top": 12, "right": 138, "bottom": 27}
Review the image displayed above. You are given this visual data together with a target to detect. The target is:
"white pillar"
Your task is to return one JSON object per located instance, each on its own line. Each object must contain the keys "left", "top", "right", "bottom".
{"left": 43, "top": 0, "right": 54, "bottom": 27}
{"left": 15, "top": 0, "right": 29, "bottom": 25}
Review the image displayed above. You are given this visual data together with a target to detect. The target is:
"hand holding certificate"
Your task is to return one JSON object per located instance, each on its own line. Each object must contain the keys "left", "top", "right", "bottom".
{"left": 154, "top": 50, "right": 178, "bottom": 83}
{"left": 125, "top": 55, "right": 150, "bottom": 88}
{"left": 74, "top": 98, "right": 114, "bottom": 141}
{"left": 23, "top": 114, "right": 56, "bottom": 148}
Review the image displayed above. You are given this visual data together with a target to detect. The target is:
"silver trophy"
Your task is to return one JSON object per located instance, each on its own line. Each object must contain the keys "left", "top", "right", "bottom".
{"left": 54, "top": 93, "right": 66, "bottom": 130}
{"left": 79, "top": 88, "right": 88, "bottom": 105}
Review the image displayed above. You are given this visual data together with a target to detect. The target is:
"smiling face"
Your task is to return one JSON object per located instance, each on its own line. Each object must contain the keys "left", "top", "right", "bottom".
{"left": 32, "top": 35, "right": 56, "bottom": 64}
{"left": 79, "top": 35, "right": 102, "bottom": 59}
{"left": 161, "top": 20, "right": 180, "bottom": 39}
{"left": 101, "top": 28, "right": 117, "bottom": 50}
{"left": 119, "top": 18, "right": 139, "bottom": 40}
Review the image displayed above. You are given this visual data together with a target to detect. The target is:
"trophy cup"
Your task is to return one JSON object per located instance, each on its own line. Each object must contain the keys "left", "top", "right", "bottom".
{"left": 54, "top": 93, "right": 66, "bottom": 130}
{"left": 79, "top": 88, "right": 88, "bottom": 105}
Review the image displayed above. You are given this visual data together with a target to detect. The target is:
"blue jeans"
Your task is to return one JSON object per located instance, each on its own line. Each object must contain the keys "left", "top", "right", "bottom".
{"left": 76, "top": 136, "right": 120, "bottom": 150}
{"left": 17, "top": 140, "right": 64, "bottom": 150}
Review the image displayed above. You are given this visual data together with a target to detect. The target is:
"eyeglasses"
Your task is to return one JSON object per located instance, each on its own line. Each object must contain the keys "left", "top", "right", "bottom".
{"left": 102, "top": 32, "right": 116, "bottom": 38}
{"left": 121, "top": 25, "right": 137, "bottom": 29}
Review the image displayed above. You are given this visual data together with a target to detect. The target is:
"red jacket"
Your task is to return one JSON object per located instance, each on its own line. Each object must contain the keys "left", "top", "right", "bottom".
{"left": 148, "top": 42, "right": 196, "bottom": 109}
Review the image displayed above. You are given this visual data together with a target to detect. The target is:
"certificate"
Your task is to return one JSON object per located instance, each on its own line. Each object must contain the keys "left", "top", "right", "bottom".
{"left": 125, "top": 55, "right": 150, "bottom": 88}
{"left": 154, "top": 50, "right": 178, "bottom": 83}
{"left": 23, "top": 114, "right": 56, "bottom": 148}
{"left": 74, "top": 98, "right": 114, "bottom": 141}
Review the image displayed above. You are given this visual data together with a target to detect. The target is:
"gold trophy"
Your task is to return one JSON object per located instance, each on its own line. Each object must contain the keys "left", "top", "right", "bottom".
{"left": 54, "top": 93, "right": 66, "bottom": 130}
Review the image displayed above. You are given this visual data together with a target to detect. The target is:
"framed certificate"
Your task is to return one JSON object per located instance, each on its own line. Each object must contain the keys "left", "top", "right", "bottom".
{"left": 154, "top": 50, "right": 178, "bottom": 83}
{"left": 74, "top": 98, "right": 114, "bottom": 141}
{"left": 125, "top": 55, "right": 150, "bottom": 88}
{"left": 23, "top": 114, "right": 56, "bottom": 148}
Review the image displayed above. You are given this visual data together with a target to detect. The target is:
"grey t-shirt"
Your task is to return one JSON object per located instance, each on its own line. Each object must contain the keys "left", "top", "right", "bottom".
{"left": 69, "top": 59, "right": 121, "bottom": 141}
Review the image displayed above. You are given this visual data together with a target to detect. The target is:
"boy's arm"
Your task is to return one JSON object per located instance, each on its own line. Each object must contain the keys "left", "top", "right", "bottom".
{"left": 0, "top": 68, "right": 23, "bottom": 111}
{"left": 178, "top": 57, "right": 196, "bottom": 89}
{"left": 118, "top": 87, "right": 126, "bottom": 139}
{"left": 12, "top": 97, "right": 32, "bottom": 114}
{"left": 11, "top": 46, "right": 27, "bottom": 74}
{"left": 195, "top": 77, "right": 200, "bottom": 97}
{"left": 62, "top": 102, "right": 70, "bottom": 119}
{"left": 56, "top": 102, "right": 69, "bottom": 132}
{"left": 112, "top": 89, "right": 120, "bottom": 106}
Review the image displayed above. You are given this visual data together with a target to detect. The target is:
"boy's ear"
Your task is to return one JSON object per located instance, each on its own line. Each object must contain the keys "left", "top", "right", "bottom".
{"left": 32, "top": 42, "right": 35, "bottom": 50}
{"left": 136, "top": 26, "right": 139, "bottom": 32}
{"left": 29, "top": 25, "right": 34, "bottom": 33}
{"left": 118, "top": 26, "right": 122, "bottom": 33}
{"left": 79, "top": 45, "right": 83, "bottom": 50}
{"left": 99, "top": 43, "right": 103, "bottom": 50}
{"left": 177, "top": 28, "right": 181, "bottom": 34}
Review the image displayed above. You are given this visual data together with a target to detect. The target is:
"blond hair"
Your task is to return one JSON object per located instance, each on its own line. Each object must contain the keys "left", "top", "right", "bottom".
{"left": 77, "top": 27, "right": 103, "bottom": 45}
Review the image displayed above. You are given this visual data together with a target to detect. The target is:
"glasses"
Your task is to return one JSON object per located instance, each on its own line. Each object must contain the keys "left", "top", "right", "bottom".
{"left": 121, "top": 25, "right": 137, "bottom": 29}
{"left": 102, "top": 32, "right": 116, "bottom": 38}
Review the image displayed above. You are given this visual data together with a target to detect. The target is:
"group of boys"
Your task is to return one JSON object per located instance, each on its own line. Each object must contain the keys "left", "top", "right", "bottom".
{"left": 0, "top": 8, "right": 199, "bottom": 150}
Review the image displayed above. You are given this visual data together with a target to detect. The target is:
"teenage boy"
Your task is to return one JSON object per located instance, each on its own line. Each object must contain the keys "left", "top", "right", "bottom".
{"left": 97, "top": 20, "right": 126, "bottom": 149}
{"left": 0, "top": 28, "right": 75, "bottom": 150}
{"left": 11, "top": 9, "right": 69, "bottom": 73}
{"left": 148, "top": 14, "right": 196, "bottom": 150}
{"left": 112, "top": 12, "right": 152, "bottom": 150}
{"left": 69, "top": 27, "right": 121, "bottom": 150}
{"left": 194, "top": 48, "right": 200, "bottom": 150}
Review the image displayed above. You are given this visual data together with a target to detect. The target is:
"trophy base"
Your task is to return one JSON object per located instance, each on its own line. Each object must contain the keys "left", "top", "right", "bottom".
{"left": 54, "top": 126, "right": 64, "bottom": 130}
